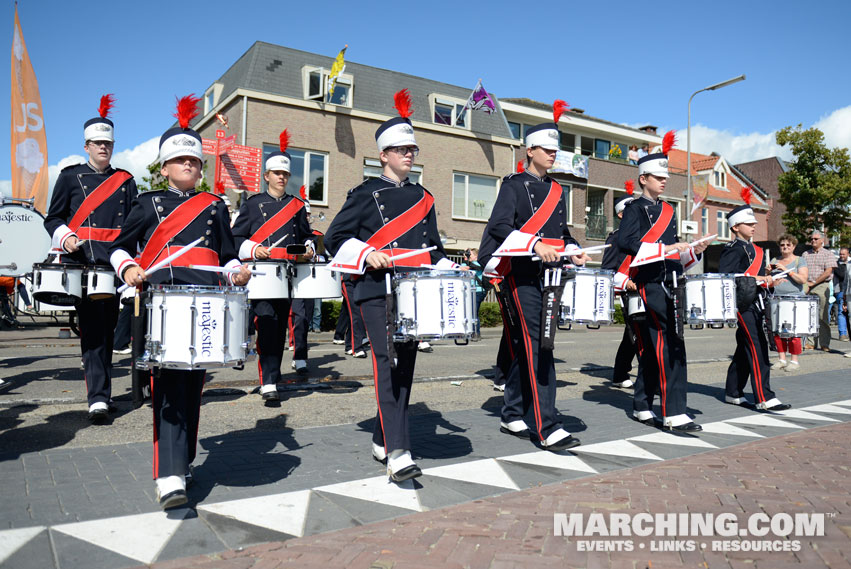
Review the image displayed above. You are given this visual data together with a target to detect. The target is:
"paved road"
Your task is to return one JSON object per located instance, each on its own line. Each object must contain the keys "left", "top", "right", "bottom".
{"left": 1, "top": 320, "right": 850, "bottom": 568}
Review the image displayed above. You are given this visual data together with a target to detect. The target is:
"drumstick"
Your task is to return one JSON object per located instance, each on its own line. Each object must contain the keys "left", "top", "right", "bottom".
{"left": 189, "top": 264, "right": 267, "bottom": 276}
{"left": 268, "top": 234, "right": 289, "bottom": 249}
{"left": 689, "top": 234, "right": 717, "bottom": 247}
{"left": 531, "top": 244, "right": 610, "bottom": 261}
{"left": 117, "top": 236, "right": 204, "bottom": 293}
{"left": 386, "top": 246, "right": 437, "bottom": 263}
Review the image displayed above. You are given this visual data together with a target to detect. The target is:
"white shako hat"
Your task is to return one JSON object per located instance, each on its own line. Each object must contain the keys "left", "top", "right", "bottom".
{"left": 727, "top": 186, "right": 758, "bottom": 227}
{"left": 265, "top": 129, "right": 291, "bottom": 173}
{"left": 637, "top": 130, "right": 676, "bottom": 178}
{"left": 159, "top": 95, "right": 204, "bottom": 163}
{"left": 375, "top": 89, "right": 417, "bottom": 152}
{"left": 615, "top": 180, "right": 636, "bottom": 214}
{"left": 524, "top": 100, "right": 568, "bottom": 151}
{"left": 84, "top": 94, "right": 115, "bottom": 142}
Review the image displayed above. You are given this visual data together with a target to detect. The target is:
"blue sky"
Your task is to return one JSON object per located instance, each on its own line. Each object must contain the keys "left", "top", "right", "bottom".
{"left": 2, "top": 0, "right": 849, "bottom": 192}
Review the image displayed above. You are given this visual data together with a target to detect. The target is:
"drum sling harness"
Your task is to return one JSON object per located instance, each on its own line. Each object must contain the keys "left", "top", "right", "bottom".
{"left": 68, "top": 170, "right": 133, "bottom": 243}
{"left": 139, "top": 192, "right": 219, "bottom": 271}
{"left": 249, "top": 199, "right": 305, "bottom": 260}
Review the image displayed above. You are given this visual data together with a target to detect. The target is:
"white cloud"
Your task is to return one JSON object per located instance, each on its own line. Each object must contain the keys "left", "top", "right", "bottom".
{"left": 814, "top": 106, "right": 851, "bottom": 153}
{"left": 1, "top": 137, "right": 159, "bottom": 201}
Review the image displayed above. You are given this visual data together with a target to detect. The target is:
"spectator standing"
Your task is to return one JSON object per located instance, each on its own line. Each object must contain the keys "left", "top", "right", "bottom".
{"left": 834, "top": 247, "right": 848, "bottom": 341}
{"left": 801, "top": 230, "right": 836, "bottom": 350}
{"left": 627, "top": 144, "right": 639, "bottom": 165}
{"left": 637, "top": 143, "right": 649, "bottom": 159}
{"left": 770, "top": 234, "right": 809, "bottom": 370}
{"left": 462, "top": 248, "right": 486, "bottom": 335}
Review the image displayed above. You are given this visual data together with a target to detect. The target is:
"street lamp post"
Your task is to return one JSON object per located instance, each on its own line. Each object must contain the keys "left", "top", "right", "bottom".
{"left": 686, "top": 74, "right": 746, "bottom": 220}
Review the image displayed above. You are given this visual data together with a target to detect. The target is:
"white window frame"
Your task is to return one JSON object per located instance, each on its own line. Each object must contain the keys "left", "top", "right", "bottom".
{"left": 364, "top": 159, "right": 423, "bottom": 184}
{"left": 714, "top": 169, "right": 727, "bottom": 188}
{"left": 716, "top": 211, "right": 730, "bottom": 240}
{"left": 452, "top": 171, "right": 500, "bottom": 222}
{"left": 261, "top": 144, "right": 330, "bottom": 206}
{"left": 301, "top": 65, "right": 354, "bottom": 108}
{"left": 204, "top": 87, "right": 215, "bottom": 115}
{"left": 429, "top": 94, "right": 471, "bottom": 130}
{"left": 701, "top": 207, "right": 708, "bottom": 235}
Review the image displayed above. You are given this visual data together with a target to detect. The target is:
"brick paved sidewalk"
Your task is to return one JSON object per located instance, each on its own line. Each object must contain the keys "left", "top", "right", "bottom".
{"left": 142, "top": 422, "right": 851, "bottom": 569}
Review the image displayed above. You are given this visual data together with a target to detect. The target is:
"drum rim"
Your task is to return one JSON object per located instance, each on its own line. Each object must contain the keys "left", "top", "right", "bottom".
{"left": 684, "top": 273, "right": 737, "bottom": 280}
{"left": 567, "top": 267, "right": 615, "bottom": 276}
{"left": 150, "top": 284, "right": 248, "bottom": 293}
{"left": 393, "top": 270, "right": 474, "bottom": 279}
{"left": 33, "top": 262, "right": 85, "bottom": 271}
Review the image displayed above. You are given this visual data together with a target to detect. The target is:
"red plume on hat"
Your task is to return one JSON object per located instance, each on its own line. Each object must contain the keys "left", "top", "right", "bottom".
{"left": 624, "top": 179, "right": 635, "bottom": 195}
{"left": 741, "top": 185, "right": 753, "bottom": 206}
{"left": 516, "top": 160, "right": 525, "bottom": 173}
{"left": 279, "top": 129, "right": 290, "bottom": 153}
{"left": 98, "top": 94, "right": 115, "bottom": 119}
{"left": 661, "top": 130, "right": 677, "bottom": 155}
{"left": 393, "top": 89, "right": 413, "bottom": 119}
{"left": 553, "top": 99, "right": 569, "bottom": 124}
{"left": 299, "top": 185, "right": 307, "bottom": 200}
{"left": 174, "top": 95, "right": 201, "bottom": 129}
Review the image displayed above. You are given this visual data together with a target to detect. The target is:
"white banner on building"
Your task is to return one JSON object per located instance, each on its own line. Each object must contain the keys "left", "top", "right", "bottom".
{"left": 549, "top": 151, "right": 588, "bottom": 179}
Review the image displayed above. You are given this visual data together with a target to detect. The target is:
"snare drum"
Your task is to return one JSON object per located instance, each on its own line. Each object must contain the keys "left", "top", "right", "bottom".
{"left": 140, "top": 285, "right": 254, "bottom": 370}
{"left": 393, "top": 270, "right": 477, "bottom": 341}
{"left": 625, "top": 292, "right": 646, "bottom": 321}
{"left": 684, "top": 273, "right": 737, "bottom": 329}
{"left": 246, "top": 261, "right": 290, "bottom": 300}
{"left": 85, "top": 266, "right": 117, "bottom": 300}
{"left": 769, "top": 295, "right": 818, "bottom": 338}
{"left": 32, "top": 263, "right": 83, "bottom": 306}
{"left": 560, "top": 268, "right": 615, "bottom": 325}
{"left": 291, "top": 262, "right": 342, "bottom": 299}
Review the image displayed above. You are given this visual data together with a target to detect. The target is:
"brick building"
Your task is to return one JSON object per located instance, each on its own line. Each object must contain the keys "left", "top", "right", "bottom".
{"left": 734, "top": 157, "right": 788, "bottom": 240}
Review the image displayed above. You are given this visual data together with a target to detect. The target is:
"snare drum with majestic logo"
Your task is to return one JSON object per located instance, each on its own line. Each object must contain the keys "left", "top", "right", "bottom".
{"left": 684, "top": 273, "right": 737, "bottom": 329}
{"left": 560, "top": 268, "right": 615, "bottom": 326}
{"left": 392, "top": 270, "right": 477, "bottom": 341}
{"left": 140, "top": 285, "right": 254, "bottom": 369}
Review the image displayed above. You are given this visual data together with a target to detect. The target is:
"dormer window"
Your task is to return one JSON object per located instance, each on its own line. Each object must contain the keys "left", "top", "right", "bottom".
{"left": 714, "top": 170, "right": 726, "bottom": 188}
{"left": 302, "top": 66, "right": 353, "bottom": 107}
{"left": 430, "top": 95, "right": 470, "bottom": 129}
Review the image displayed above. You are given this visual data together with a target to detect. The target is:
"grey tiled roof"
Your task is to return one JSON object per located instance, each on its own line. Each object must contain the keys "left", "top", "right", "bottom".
{"left": 210, "top": 42, "right": 512, "bottom": 138}
{"left": 500, "top": 97, "right": 658, "bottom": 137}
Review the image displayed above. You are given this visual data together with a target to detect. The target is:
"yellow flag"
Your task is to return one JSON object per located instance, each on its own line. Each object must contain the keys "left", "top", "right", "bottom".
{"left": 327, "top": 45, "right": 347, "bottom": 96}
{"left": 10, "top": 6, "right": 49, "bottom": 213}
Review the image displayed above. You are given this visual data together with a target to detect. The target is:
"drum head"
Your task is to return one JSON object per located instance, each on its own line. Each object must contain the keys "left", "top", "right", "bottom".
{"left": 0, "top": 204, "right": 52, "bottom": 276}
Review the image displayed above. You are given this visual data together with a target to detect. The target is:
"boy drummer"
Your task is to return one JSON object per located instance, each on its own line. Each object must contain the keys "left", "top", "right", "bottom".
{"left": 719, "top": 191, "right": 790, "bottom": 412}
{"left": 110, "top": 96, "right": 250, "bottom": 509}
{"left": 325, "top": 89, "right": 461, "bottom": 483}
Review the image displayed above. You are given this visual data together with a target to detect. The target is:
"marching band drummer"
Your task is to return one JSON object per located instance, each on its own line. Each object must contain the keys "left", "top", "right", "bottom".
{"left": 618, "top": 132, "right": 710, "bottom": 431}
{"left": 719, "top": 191, "right": 791, "bottom": 412}
{"left": 109, "top": 96, "right": 250, "bottom": 509}
{"left": 602, "top": 182, "right": 638, "bottom": 389}
{"left": 478, "top": 100, "right": 590, "bottom": 452}
{"left": 325, "top": 89, "right": 462, "bottom": 483}
{"left": 231, "top": 130, "right": 315, "bottom": 399}
{"left": 44, "top": 95, "right": 138, "bottom": 423}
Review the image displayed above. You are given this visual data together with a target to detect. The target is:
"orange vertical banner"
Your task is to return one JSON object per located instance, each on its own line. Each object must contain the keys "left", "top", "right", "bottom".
{"left": 10, "top": 5, "right": 48, "bottom": 213}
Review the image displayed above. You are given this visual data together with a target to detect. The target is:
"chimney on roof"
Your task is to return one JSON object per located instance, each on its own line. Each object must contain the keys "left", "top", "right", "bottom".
{"left": 638, "top": 125, "right": 658, "bottom": 135}
{"left": 570, "top": 107, "right": 585, "bottom": 114}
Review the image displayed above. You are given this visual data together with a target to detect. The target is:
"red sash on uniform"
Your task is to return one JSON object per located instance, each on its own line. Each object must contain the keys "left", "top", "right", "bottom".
{"left": 745, "top": 245, "right": 764, "bottom": 276}
{"left": 139, "top": 192, "right": 219, "bottom": 270}
{"left": 520, "top": 181, "right": 562, "bottom": 235}
{"left": 641, "top": 201, "right": 674, "bottom": 244}
{"left": 248, "top": 199, "right": 305, "bottom": 244}
{"left": 366, "top": 192, "right": 435, "bottom": 250}
{"left": 67, "top": 170, "right": 132, "bottom": 233}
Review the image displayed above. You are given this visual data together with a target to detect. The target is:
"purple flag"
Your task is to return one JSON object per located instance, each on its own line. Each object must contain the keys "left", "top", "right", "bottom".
{"left": 465, "top": 80, "right": 496, "bottom": 115}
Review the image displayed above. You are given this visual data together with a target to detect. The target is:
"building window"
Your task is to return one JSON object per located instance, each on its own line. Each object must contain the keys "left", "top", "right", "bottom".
{"left": 430, "top": 95, "right": 470, "bottom": 129}
{"left": 452, "top": 172, "right": 499, "bottom": 221}
{"left": 701, "top": 207, "right": 708, "bottom": 235}
{"left": 716, "top": 211, "right": 730, "bottom": 239}
{"left": 262, "top": 144, "right": 329, "bottom": 205}
{"left": 302, "top": 66, "right": 353, "bottom": 107}
{"left": 204, "top": 88, "right": 215, "bottom": 115}
{"left": 580, "top": 136, "right": 594, "bottom": 157}
{"left": 563, "top": 184, "right": 573, "bottom": 225}
{"left": 594, "top": 139, "right": 611, "bottom": 160}
{"left": 586, "top": 188, "right": 607, "bottom": 239}
{"left": 559, "top": 132, "right": 576, "bottom": 152}
{"left": 714, "top": 170, "right": 726, "bottom": 188}
{"left": 507, "top": 121, "right": 521, "bottom": 140}
{"left": 364, "top": 159, "right": 422, "bottom": 185}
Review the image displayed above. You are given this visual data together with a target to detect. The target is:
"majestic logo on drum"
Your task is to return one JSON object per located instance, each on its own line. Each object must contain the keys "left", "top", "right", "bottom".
{"left": 1, "top": 211, "right": 34, "bottom": 224}
{"left": 445, "top": 281, "right": 459, "bottom": 328}
{"left": 199, "top": 300, "right": 217, "bottom": 357}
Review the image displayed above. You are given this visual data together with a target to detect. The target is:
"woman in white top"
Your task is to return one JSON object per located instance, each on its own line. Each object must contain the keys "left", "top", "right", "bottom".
{"left": 770, "top": 234, "right": 809, "bottom": 369}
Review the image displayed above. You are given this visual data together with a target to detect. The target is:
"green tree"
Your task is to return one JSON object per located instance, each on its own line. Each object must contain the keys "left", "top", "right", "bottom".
{"left": 775, "top": 125, "right": 851, "bottom": 244}
{"left": 137, "top": 161, "right": 213, "bottom": 194}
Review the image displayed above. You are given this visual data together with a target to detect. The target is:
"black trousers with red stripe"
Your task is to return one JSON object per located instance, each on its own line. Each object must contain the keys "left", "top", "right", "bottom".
{"left": 359, "top": 296, "right": 419, "bottom": 452}
{"left": 77, "top": 295, "right": 120, "bottom": 406}
{"left": 492, "top": 294, "right": 514, "bottom": 387}
{"left": 726, "top": 305, "right": 775, "bottom": 403}
{"left": 499, "top": 274, "right": 562, "bottom": 441}
{"left": 339, "top": 279, "right": 366, "bottom": 352}
{"left": 635, "top": 283, "right": 689, "bottom": 418}
{"left": 613, "top": 325, "right": 637, "bottom": 383}
{"left": 151, "top": 368, "right": 205, "bottom": 479}
{"left": 252, "top": 298, "right": 303, "bottom": 386}
{"left": 289, "top": 298, "right": 313, "bottom": 357}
